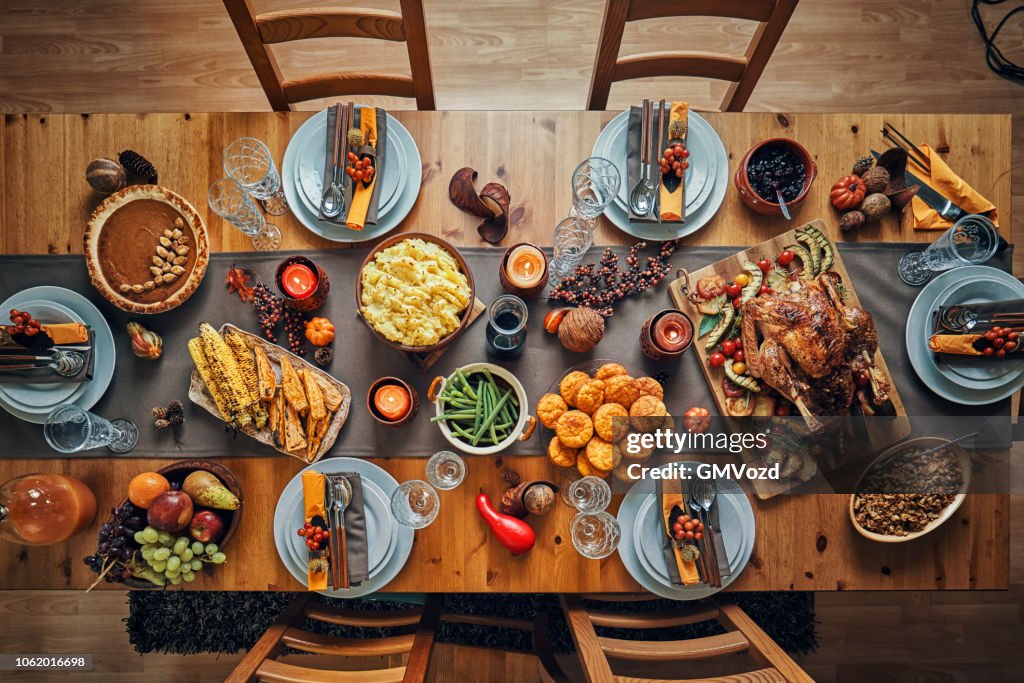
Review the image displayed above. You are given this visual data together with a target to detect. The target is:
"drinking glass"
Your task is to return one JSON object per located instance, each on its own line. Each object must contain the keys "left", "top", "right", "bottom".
{"left": 208, "top": 178, "right": 282, "bottom": 251}
{"left": 570, "top": 511, "right": 620, "bottom": 559}
{"left": 567, "top": 476, "right": 611, "bottom": 513}
{"left": 425, "top": 451, "right": 466, "bottom": 491}
{"left": 223, "top": 137, "right": 290, "bottom": 215}
{"left": 898, "top": 214, "right": 999, "bottom": 285}
{"left": 485, "top": 294, "right": 528, "bottom": 359}
{"left": 571, "top": 156, "right": 620, "bottom": 221}
{"left": 548, "top": 216, "right": 593, "bottom": 286}
{"left": 390, "top": 479, "right": 440, "bottom": 528}
{"left": 43, "top": 404, "right": 138, "bottom": 454}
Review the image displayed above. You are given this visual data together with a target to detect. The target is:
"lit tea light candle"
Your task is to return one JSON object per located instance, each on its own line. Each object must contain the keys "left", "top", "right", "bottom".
{"left": 506, "top": 245, "right": 546, "bottom": 289}
{"left": 281, "top": 263, "right": 317, "bottom": 300}
{"left": 653, "top": 311, "right": 693, "bottom": 353}
{"left": 374, "top": 383, "right": 412, "bottom": 422}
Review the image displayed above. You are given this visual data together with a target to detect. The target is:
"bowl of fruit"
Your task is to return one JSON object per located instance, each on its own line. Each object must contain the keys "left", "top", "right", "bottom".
{"left": 83, "top": 460, "right": 242, "bottom": 589}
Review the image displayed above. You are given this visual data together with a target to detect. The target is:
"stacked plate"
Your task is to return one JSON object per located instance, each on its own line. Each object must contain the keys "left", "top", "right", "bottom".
{"left": 906, "top": 265, "right": 1024, "bottom": 405}
{"left": 591, "top": 107, "right": 729, "bottom": 241}
{"left": 273, "top": 457, "right": 414, "bottom": 597}
{"left": 616, "top": 468, "right": 755, "bottom": 600}
{"left": 0, "top": 286, "right": 115, "bottom": 424}
{"left": 281, "top": 107, "right": 422, "bottom": 243}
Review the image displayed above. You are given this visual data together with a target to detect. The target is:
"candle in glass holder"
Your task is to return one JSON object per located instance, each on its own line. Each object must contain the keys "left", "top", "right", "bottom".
{"left": 275, "top": 256, "right": 330, "bottom": 311}
{"left": 654, "top": 312, "right": 693, "bottom": 353}
{"left": 500, "top": 243, "right": 548, "bottom": 298}
{"left": 281, "top": 263, "right": 317, "bottom": 299}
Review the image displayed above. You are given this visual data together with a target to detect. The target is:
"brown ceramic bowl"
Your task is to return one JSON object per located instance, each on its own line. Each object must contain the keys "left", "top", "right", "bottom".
{"left": 734, "top": 138, "right": 817, "bottom": 216}
{"left": 355, "top": 232, "right": 476, "bottom": 354}
{"left": 367, "top": 376, "right": 420, "bottom": 428}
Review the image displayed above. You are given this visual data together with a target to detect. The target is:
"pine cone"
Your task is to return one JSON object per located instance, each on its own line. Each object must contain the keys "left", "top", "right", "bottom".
{"left": 653, "top": 370, "right": 670, "bottom": 388}
{"left": 154, "top": 418, "right": 172, "bottom": 430}
{"left": 499, "top": 469, "right": 521, "bottom": 487}
{"left": 314, "top": 346, "right": 333, "bottom": 366}
{"left": 119, "top": 150, "right": 158, "bottom": 184}
{"left": 168, "top": 412, "right": 184, "bottom": 426}
{"left": 167, "top": 399, "right": 183, "bottom": 414}
{"left": 152, "top": 406, "right": 168, "bottom": 419}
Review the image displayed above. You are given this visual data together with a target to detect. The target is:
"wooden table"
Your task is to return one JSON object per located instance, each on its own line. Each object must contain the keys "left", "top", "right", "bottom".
{"left": 0, "top": 112, "right": 1012, "bottom": 592}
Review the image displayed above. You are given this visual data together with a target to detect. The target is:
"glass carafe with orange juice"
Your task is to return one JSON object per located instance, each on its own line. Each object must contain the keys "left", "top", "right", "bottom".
{"left": 0, "top": 473, "right": 97, "bottom": 545}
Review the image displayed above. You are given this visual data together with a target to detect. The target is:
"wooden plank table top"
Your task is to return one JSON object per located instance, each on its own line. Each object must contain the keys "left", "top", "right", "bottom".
{"left": 0, "top": 112, "right": 1012, "bottom": 592}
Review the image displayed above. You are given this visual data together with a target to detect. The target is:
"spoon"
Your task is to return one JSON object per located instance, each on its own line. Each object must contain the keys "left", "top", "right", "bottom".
{"left": 628, "top": 99, "right": 656, "bottom": 217}
{"left": 319, "top": 103, "right": 347, "bottom": 219}
{"left": 688, "top": 480, "right": 721, "bottom": 587}
{"left": 329, "top": 475, "right": 352, "bottom": 589}
{"left": 0, "top": 349, "right": 85, "bottom": 376}
{"left": 773, "top": 181, "right": 792, "bottom": 220}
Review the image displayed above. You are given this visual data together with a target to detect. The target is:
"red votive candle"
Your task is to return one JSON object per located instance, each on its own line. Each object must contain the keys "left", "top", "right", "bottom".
{"left": 653, "top": 312, "right": 693, "bottom": 353}
{"left": 281, "top": 263, "right": 317, "bottom": 300}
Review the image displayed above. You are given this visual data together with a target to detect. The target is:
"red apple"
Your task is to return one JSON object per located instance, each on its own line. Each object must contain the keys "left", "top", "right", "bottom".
{"left": 189, "top": 510, "right": 226, "bottom": 544}
{"left": 147, "top": 490, "right": 193, "bottom": 532}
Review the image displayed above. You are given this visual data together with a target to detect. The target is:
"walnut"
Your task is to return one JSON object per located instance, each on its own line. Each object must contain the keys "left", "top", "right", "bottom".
{"left": 558, "top": 307, "right": 605, "bottom": 353}
{"left": 839, "top": 210, "right": 866, "bottom": 233}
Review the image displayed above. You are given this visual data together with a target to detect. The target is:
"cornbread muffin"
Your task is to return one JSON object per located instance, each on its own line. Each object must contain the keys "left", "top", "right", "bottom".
{"left": 547, "top": 436, "right": 578, "bottom": 467}
{"left": 594, "top": 362, "right": 628, "bottom": 380}
{"left": 537, "top": 393, "right": 568, "bottom": 429}
{"left": 577, "top": 452, "right": 610, "bottom": 478}
{"left": 629, "top": 395, "right": 668, "bottom": 432}
{"left": 619, "top": 433, "right": 654, "bottom": 460}
{"left": 586, "top": 436, "right": 618, "bottom": 471}
{"left": 593, "top": 402, "right": 629, "bottom": 442}
{"left": 574, "top": 379, "right": 606, "bottom": 415}
{"left": 604, "top": 374, "right": 640, "bottom": 408}
{"left": 635, "top": 376, "right": 665, "bottom": 401}
{"left": 556, "top": 410, "right": 594, "bottom": 448}
{"left": 559, "top": 371, "right": 590, "bottom": 407}
{"left": 613, "top": 461, "right": 636, "bottom": 483}
{"left": 663, "top": 415, "right": 676, "bottom": 432}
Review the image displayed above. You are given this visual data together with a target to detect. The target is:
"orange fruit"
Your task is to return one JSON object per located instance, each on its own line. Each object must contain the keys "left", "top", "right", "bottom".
{"left": 128, "top": 472, "right": 171, "bottom": 509}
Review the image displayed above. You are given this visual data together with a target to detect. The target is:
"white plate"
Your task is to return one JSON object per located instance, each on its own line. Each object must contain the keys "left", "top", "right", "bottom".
{"left": 0, "top": 287, "right": 116, "bottom": 424}
{"left": 906, "top": 266, "right": 1024, "bottom": 405}
{"left": 616, "top": 468, "right": 754, "bottom": 601}
{"left": 282, "top": 108, "right": 422, "bottom": 243}
{"left": 0, "top": 300, "right": 84, "bottom": 408}
{"left": 592, "top": 107, "right": 729, "bottom": 241}
{"left": 273, "top": 457, "right": 414, "bottom": 598}
{"left": 292, "top": 107, "right": 406, "bottom": 218}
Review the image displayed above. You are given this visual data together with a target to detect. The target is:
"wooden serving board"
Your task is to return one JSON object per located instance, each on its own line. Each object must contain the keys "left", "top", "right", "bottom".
{"left": 188, "top": 324, "right": 352, "bottom": 463}
{"left": 668, "top": 219, "right": 910, "bottom": 499}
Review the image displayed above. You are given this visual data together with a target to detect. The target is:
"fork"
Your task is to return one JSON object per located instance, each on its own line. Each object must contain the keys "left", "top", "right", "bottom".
{"left": 689, "top": 480, "right": 722, "bottom": 588}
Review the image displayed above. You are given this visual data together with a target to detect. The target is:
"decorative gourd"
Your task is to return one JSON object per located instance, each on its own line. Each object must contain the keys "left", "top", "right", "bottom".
{"left": 304, "top": 317, "right": 335, "bottom": 346}
{"left": 476, "top": 493, "right": 535, "bottom": 554}
{"left": 829, "top": 176, "right": 866, "bottom": 211}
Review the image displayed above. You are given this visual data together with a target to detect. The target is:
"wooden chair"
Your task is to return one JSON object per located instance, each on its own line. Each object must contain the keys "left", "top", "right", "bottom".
{"left": 586, "top": 0, "right": 799, "bottom": 111}
{"left": 559, "top": 594, "right": 814, "bottom": 683}
{"left": 225, "top": 594, "right": 443, "bottom": 682}
{"left": 222, "top": 0, "right": 435, "bottom": 111}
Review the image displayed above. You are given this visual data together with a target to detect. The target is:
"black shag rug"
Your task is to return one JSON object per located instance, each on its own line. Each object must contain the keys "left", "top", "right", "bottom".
{"left": 126, "top": 592, "right": 816, "bottom": 657}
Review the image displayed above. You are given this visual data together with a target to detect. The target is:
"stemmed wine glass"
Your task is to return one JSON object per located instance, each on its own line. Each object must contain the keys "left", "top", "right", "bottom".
{"left": 44, "top": 404, "right": 138, "bottom": 454}
{"left": 570, "top": 156, "right": 620, "bottom": 223}
{"left": 898, "top": 214, "right": 999, "bottom": 285}
{"left": 208, "top": 178, "right": 282, "bottom": 251}
{"left": 548, "top": 216, "right": 593, "bottom": 286}
{"left": 567, "top": 476, "right": 611, "bottom": 513}
{"left": 570, "top": 511, "right": 620, "bottom": 559}
{"left": 425, "top": 451, "right": 466, "bottom": 491}
{"left": 390, "top": 479, "right": 440, "bottom": 528}
{"left": 222, "top": 137, "right": 290, "bottom": 216}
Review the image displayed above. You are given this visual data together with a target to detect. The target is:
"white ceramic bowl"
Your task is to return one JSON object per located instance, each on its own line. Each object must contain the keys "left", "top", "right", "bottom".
{"left": 429, "top": 362, "right": 535, "bottom": 456}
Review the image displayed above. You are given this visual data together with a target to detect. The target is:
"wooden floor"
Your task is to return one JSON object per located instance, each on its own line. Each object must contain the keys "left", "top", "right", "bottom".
{"left": 1, "top": 0, "right": 1022, "bottom": 680}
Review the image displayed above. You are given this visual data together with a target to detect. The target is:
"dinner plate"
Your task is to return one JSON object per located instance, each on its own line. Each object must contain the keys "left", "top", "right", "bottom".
{"left": 0, "top": 300, "right": 83, "bottom": 408}
{"left": 592, "top": 108, "right": 728, "bottom": 241}
{"left": 282, "top": 108, "right": 422, "bottom": 243}
{"left": 273, "top": 457, "right": 414, "bottom": 598}
{"left": 0, "top": 287, "right": 115, "bottom": 424}
{"left": 905, "top": 266, "right": 1024, "bottom": 405}
{"left": 616, "top": 469, "right": 754, "bottom": 601}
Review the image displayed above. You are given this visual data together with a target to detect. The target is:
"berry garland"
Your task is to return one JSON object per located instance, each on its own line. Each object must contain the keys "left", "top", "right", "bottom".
{"left": 242, "top": 270, "right": 309, "bottom": 356}
{"left": 548, "top": 240, "right": 678, "bottom": 317}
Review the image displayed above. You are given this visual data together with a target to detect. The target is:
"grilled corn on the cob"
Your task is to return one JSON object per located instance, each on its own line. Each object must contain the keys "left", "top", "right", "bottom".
{"left": 188, "top": 337, "right": 232, "bottom": 421}
{"left": 198, "top": 322, "right": 253, "bottom": 428}
{"left": 224, "top": 330, "right": 260, "bottom": 405}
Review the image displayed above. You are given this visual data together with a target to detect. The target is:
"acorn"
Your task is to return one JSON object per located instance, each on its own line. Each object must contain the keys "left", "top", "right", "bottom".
{"left": 861, "top": 166, "right": 890, "bottom": 194}
{"left": 346, "top": 127, "right": 364, "bottom": 148}
{"left": 852, "top": 155, "right": 875, "bottom": 177}
{"left": 86, "top": 158, "right": 127, "bottom": 195}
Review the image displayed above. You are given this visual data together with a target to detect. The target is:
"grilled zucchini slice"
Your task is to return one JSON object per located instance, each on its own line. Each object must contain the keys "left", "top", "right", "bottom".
{"left": 724, "top": 362, "right": 760, "bottom": 392}
{"left": 739, "top": 261, "right": 763, "bottom": 302}
{"left": 784, "top": 244, "right": 816, "bottom": 281}
{"left": 799, "top": 224, "right": 834, "bottom": 271}
{"left": 704, "top": 301, "right": 734, "bottom": 350}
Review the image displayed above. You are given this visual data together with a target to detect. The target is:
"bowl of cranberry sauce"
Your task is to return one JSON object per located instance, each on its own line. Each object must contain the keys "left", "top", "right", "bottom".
{"left": 734, "top": 138, "right": 817, "bottom": 216}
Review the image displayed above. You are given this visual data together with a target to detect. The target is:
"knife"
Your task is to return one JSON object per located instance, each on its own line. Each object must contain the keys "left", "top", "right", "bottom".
{"left": 870, "top": 149, "right": 966, "bottom": 222}
{"left": 708, "top": 482, "right": 731, "bottom": 579}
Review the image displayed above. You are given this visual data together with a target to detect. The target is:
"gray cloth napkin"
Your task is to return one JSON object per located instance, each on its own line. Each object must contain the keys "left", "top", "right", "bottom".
{"left": 316, "top": 104, "right": 342, "bottom": 223}
{"left": 0, "top": 329, "right": 94, "bottom": 383}
{"left": 330, "top": 471, "right": 369, "bottom": 587}
{"left": 317, "top": 106, "right": 388, "bottom": 227}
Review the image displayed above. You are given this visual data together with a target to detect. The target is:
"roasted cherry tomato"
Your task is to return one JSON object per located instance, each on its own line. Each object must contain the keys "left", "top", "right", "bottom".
{"left": 996, "top": 349, "right": 1007, "bottom": 358}
{"left": 778, "top": 250, "right": 795, "bottom": 266}
{"left": 720, "top": 340, "right": 736, "bottom": 357}
{"left": 774, "top": 403, "right": 792, "bottom": 416}
{"left": 734, "top": 273, "right": 751, "bottom": 288}
{"left": 695, "top": 274, "right": 726, "bottom": 300}
{"left": 722, "top": 378, "right": 746, "bottom": 398}
{"left": 994, "top": 337, "right": 1006, "bottom": 348}
{"left": 733, "top": 349, "right": 745, "bottom": 363}
{"left": 724, "top": 282, "right": 742, "bottom": 299}
{"left": 983, "top": 347, "right": 995, "bottom": 356}
{"left": 732, "top": 297, "right": 742, "bottom": 309}
{"left": 709, "top": 352, "right": 726, "bottom": 368}
{"left": 758, "top": 284, "right": 773, "bottom": 296}
{"left": 1005, "top": 341, "right": 1017, "bottom": 352}
{"left": 732, "top": 361, "right": 747, "bottom": 375}
{"left": 734, "top": 338, "right": 743, "bottom": 351}
{"left": 756, "top": 258, "right": 772, "bottom": 273}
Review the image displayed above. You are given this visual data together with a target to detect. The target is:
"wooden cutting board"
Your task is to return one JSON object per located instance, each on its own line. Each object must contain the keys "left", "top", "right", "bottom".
{"left": 668, "top": 219, "right": 909, "bottom": 499}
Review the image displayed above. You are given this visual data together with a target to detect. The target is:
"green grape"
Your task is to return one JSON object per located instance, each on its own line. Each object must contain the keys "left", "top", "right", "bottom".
{"left": 180, "top": 562, "right": 193, "bottom": 574}
{"left": 182, "top": 572, "right": 196, "bottom": 583}
{"left": 152, "top": 561, "right": 167, "bottom": 573}
{"left": 211, "top": 552, "right": 227, "bottom": 564}
{"left": 153, "top": 547, "right": 171, "bottom": 562}
{"left": 141, "top": 528, "right": 159, "bottom": 544}
{"left": 165, "top": 568, "right": 180, "bottom": 579}
{"left": 180, "top": 549, "right": 194, "bottom": 562}
{"left": 166, "top": 556, "right": 181, "bottom": 572}
{"left": 190, "top": 559, "right": 203, "bottom": 571}
{"left": 169, "top": 574, "right": 183, "bottom": 585}
{"left": 157, "top": 531, "right": 172, "bottom": 545}
{"left": 133, "top": 531, "right": 147, "bottom": 545}
{"left": 191, "top": 541, "right": 205, "bottom": 556}
{"left": 204, "top": 544, "right": 219, "bottom": 556}
{"left": 141, "top": 547, "right": 156, "bottom": 561}
{"left": 173, "top": 539, "right": 188, "bottom": 556}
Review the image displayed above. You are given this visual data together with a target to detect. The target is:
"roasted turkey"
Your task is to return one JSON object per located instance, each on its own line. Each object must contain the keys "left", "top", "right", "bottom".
{"left": 741, "top": 271, "right": 889, "bottom": 426}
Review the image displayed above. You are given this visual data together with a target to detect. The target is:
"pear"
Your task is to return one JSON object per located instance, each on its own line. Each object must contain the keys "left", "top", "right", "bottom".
{"left": 182, "top": 470, "right": 240, "bottom": 511}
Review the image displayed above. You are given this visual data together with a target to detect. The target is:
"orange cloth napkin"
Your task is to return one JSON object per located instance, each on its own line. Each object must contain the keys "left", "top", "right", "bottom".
{"left": 301, "top": 470, "right": 328, "bottom": 591}
{"left": 346, "top": 107, "right": 379, "bottom": 231}
{"left": 912, "top": 143, "right": 998, "bottom": 230}
{"left": 928, "top": 334, "right": 983, "bottom": 355}
{"left": 659, "top": 102, "right": 688, "bottom": 222}
{"left": 42, "top": 323, "right": 88, "bottom": 345}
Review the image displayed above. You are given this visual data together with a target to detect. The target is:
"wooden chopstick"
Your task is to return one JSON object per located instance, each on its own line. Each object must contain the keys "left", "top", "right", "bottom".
{"left": 881, "top": 122, "right": 930, "bottom": 174}
{"left": 655, "top": 99, "right": 665, "bottom": 222}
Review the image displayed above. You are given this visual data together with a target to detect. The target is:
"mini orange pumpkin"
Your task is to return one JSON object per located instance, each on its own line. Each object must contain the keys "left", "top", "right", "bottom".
{"left": 304, "top": 317, "right": 335, "bottom": 346}
{"left": 829, "top": 175, "right": 866, "bottom": 211}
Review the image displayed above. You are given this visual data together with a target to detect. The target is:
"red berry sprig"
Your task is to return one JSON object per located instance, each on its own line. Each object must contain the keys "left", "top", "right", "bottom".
{"left": 297, "top": 522, "right": 330, "bottom": 551}
{"left": 659, "top": 143, "right": 690, "bottom": 178}
{"left": 8, "top": 308, "right": 41, "bottom": 337}
{"left": 345, "top": 152, "right": 375, "bottom": 185}
{"left": 980, "top": 326, "right": 1019, "bottom": 358}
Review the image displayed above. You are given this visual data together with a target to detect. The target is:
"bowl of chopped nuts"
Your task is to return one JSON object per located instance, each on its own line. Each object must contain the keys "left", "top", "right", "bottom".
{"left": 849, "top": 437, "right": 972, "bottom": 543}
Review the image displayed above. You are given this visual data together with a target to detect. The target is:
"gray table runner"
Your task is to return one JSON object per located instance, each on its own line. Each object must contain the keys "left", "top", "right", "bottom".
{"left": 0, "top": 243, "right": 1010, "bottom": 459}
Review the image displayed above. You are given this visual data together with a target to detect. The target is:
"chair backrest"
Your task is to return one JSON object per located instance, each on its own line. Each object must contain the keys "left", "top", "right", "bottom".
{"left": 223, "top": 0, "right": 435, "bottom": 111}
{"left": 560, "top": 594, "right": 814, "bottom": 683}
{"left": 587, "top": 0, "right": 799, "bottom": 111}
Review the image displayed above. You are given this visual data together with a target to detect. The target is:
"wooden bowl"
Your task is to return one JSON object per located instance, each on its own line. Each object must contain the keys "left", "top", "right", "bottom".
{"left": 84, "top": 184, "right": 209, "bottom": 314}
{"left": 734, "top": 138, "right": 817, "bottom": 217}
{"left": 848, "top": 437, "right": 971, "bottom": 543}
{"left": 355, "top": 232, "right": 476, "bottom": 354}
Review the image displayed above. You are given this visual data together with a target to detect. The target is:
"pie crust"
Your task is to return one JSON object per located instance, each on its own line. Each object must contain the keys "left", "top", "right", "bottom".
{"left": 84, "top": 184, "right": 209, "bottom": 314}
